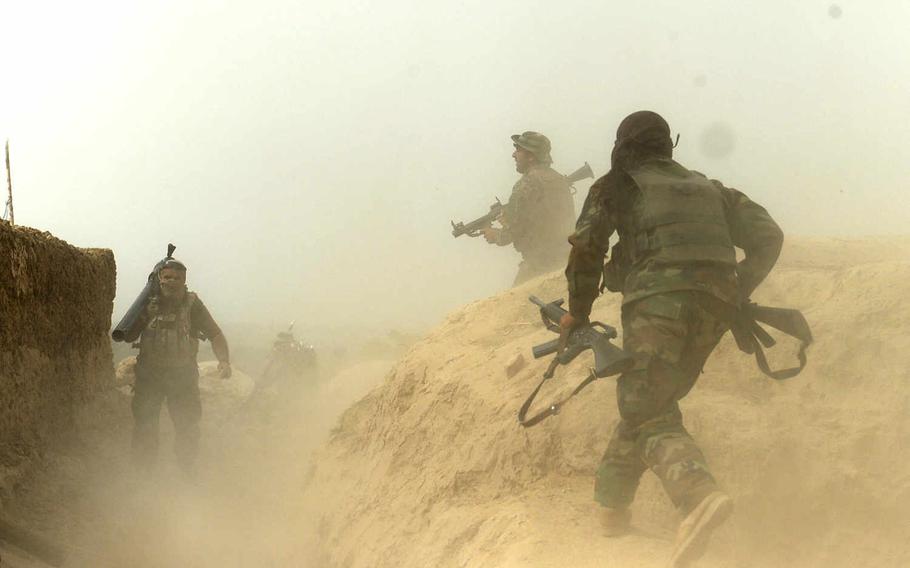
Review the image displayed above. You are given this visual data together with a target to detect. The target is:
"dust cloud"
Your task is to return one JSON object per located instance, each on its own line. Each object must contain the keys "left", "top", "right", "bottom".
{"left": 698, "top": 122, "right": 736, "bottom": 159}
{"left": 2, "top": 1, "right": 909, "bottom": 330}
{"left": 6, "top": 357, "right": 401, "bottom": 567}
{"left": 0, "top": 1, "right": 909, "bottom": 567}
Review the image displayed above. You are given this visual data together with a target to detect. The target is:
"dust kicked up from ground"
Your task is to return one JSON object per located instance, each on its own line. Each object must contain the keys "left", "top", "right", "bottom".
{"left": 303, "top": 236, "right": 910, "bottom": 568}
{"left": 4, "top": 236, "right": 910, "bottom": 568}
{"left": 2, "top": 347, "right": 400, "bottom": 567}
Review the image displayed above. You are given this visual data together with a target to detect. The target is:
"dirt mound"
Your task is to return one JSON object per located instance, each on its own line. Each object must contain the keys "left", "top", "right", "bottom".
{"left": 303, "top": 237, "right": 910, "bottom": 568}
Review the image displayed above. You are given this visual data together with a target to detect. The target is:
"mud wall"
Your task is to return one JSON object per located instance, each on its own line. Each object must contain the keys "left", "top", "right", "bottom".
{"left": 0, "top": 221, "right": 115, "bottom": 468}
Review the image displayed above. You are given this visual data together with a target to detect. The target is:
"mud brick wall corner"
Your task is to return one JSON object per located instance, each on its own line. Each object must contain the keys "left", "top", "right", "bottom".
{"left": 0, "top": 222, "right": 115, "bottom": 466}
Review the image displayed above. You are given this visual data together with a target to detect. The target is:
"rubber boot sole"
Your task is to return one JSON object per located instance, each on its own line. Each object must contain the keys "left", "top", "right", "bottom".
{"left": 667, "top": 492, "right": 733, "bottom": 567}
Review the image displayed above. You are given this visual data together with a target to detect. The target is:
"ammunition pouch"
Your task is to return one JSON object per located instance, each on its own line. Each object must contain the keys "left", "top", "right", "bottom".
{"left": 138, "top": 292, "right": 200, "bottom": 368}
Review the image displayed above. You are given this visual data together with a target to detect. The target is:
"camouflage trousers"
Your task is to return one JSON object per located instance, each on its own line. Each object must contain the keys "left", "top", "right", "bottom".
{"left": 594, "top": 291, "right": 734, "bottom": 514}
{"left": 131, "top": 363, "right": 202, "bottom": 473}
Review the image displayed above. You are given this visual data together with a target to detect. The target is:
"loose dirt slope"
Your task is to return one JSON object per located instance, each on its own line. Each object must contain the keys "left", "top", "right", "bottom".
{"left": 304, "top": 237, "right": 910, "bottom": 568}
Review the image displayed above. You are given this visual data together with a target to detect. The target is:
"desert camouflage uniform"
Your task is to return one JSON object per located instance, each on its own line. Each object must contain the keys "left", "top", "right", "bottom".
{"left": 130, "top": 292, "right": 223, "bottom": 472}
{"left": 498, "top": 163, "right": 576, "bottom": 285}
{"left": 567, "top": 157, "right": 783, "bottom": 514}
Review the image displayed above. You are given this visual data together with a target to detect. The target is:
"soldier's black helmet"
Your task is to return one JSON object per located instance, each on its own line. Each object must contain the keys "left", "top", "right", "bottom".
{"left": 611, "top": 111, "right": 674, "bottom": 170}
{"left": 615, "top": 111, "right": 672, "bottom": 151}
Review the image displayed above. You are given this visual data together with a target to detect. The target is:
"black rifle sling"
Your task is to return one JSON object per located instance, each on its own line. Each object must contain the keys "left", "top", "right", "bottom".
{"left": 518, "top": 370, "right": 598, "bottom": 428}
{"left": 751, "top": 334, "right": 808, "bottom": 380}
{"left": 733, "top": 304, "right": 813, "bottom": 381}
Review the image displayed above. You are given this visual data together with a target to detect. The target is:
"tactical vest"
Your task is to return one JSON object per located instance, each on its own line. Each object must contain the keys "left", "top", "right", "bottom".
{"left": 623, "top": 158, "right": 736, "bottom": 266}
{"left": 509, "top": 165, "right": 575, "bottom": 262}
{"left": 138, "top": 292, "right": 200, "bottom": 368}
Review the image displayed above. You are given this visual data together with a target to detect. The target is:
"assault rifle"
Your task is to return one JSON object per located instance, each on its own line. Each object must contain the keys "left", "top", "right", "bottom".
{"left": 519, "top": 296, "right": 635, "bottom": 427}
{"left": 450, "top": 162, "right": 595, "bottom": 238}
{"left": 111, "top": 243, "right": 176, "bottom": 342}
{"left": 451, "top": 198, "right": 502, "bottom": 238}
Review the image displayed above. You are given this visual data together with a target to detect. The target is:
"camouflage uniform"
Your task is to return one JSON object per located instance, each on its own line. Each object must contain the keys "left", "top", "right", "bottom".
{"left": 129, "top": 292, "right": 223, "bottom": 472}
{"left": 497, "top": 132, "right": 576, "bottom": 285}
{"left": 566, "top": 113, "right": 783, "bottom": 515}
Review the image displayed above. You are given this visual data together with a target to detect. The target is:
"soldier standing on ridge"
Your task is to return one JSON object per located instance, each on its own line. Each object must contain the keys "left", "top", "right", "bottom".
{"left": 482, "top": 131, "right": 576, "bottom": 285}
{"left": 559, "top": 111, "right": 784, "bottom": 566}
{"left": 121, "top": 257, "right": 232, "bottom": 478}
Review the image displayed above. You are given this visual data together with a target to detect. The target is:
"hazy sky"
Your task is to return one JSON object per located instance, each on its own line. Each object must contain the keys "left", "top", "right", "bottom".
{"left": 1, "top": 1, "right": 908, "bottom": 330}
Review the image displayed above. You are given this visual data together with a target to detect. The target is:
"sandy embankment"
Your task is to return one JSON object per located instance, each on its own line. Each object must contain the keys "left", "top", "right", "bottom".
{"left": 303, "top": 237, "right": 910, "bottom": 568}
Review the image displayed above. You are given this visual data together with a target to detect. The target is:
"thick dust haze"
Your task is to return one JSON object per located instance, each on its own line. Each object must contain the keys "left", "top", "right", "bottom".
{"left": 2, "top": 2, "right": 910, "bottom": 567}
{"left": 2, "top": 0, "right": 909, "bottom": 331}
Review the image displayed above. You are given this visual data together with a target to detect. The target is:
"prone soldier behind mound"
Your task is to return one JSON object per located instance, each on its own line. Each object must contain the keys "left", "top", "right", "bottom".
{"left": 482, "top": 131, "right": 576, "bottom": 285}
{"left": 560, "top": 111, "right": 784, "bottom": 566}
{"left": 121, "top": 257, "right": 231, "bottom": 477}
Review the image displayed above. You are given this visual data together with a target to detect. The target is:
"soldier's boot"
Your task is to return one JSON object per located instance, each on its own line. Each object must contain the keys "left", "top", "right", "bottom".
{"left": 600, "top": 507, "right": 632, "bottom": 537}
{"left": 667, "top": 491, "right": 733, "bottom": 568}
{"left": 594, "top": 419, "right": 647, "bottom": 536}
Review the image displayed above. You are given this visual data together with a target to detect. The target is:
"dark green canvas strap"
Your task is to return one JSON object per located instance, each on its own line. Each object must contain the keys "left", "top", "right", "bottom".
{"left": 731, "top": 303, "right": 813, "bottom": 380}
{"left": 518, "top": 369, "right": 599, "bottom": 428}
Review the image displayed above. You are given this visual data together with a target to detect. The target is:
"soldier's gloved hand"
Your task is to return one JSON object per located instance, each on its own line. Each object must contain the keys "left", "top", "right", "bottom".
{"left": 482, "top": 227, "right": 501, "bottom": 244}
{"left": 217, "top": 361, "right": 232, "bottom": 379}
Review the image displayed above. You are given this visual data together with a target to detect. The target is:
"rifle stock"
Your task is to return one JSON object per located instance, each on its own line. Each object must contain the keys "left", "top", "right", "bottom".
{"left": 591, "top": 336, "right": 635, "bottom": 377}
{"left": 566, "top": 162, "right": 594, "bottom": 185}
